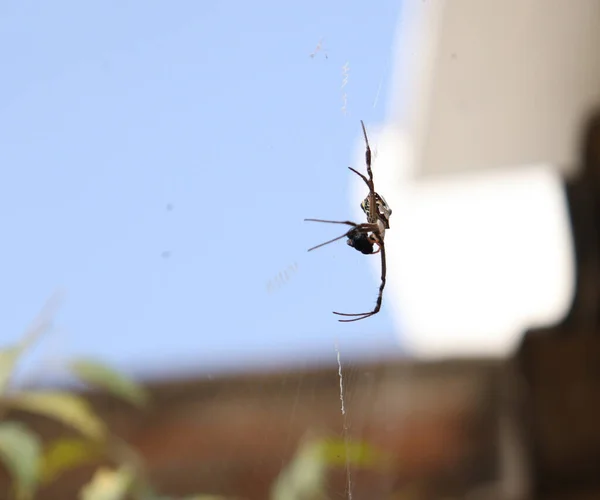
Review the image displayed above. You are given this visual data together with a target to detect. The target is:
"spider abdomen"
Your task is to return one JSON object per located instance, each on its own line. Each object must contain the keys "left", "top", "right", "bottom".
{"left": 361, "top": 192, "right": 392, "bottom": 228}
{"left": 346, "top": 229, "right": 375, "bottom": 254}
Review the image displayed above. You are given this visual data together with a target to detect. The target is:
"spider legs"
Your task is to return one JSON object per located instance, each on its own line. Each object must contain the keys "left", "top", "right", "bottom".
{"left": 304, "top": 120, "right": 389, "bottom": 322}
{"left": 360, "top": 120, "right": 373, "bottom": 180}
{"left": 333, "top": 243, "right": 387, "bottom": 322}
{"left": 348, "top": 121, "right": 374, "bottom": 191}
{"left": 348, "top": 167, "right": 372, "bottom": 191}
{"left": 304, "top": 219, "right": 379, "bottom": 253}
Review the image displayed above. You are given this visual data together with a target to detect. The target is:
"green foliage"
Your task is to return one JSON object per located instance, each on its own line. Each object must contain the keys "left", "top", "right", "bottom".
{"left": 0, "top": 299, "right": 242, "bottom": 500}
{"left": 0, "top": 346, "right": 26, "bottom": 397}
{"left": 79, "top": 466, "right": 134, "bottom": 500}
{"left": 147, "top": 497, "right": 233, "bottom": 500}
{"left": 7, "top": 392, "right": 106, "bottom": 441}
{"left": 0, "top": 421, "right": 42, "bottom": 500}
{"left": 0, "top": 299, "right": 394, "bottom": 500}
{"left": 40, "top": 438, "right": 104, "bottom": 485}
{"left": 0, "top": 300, "right": 150, "bottom": 499}
{"left": 271, "top": 436, "right": 392, "bottom": 500}
{"left": 69, "top": 359, "right": 150, "bottom": 409}
{"left": 0, "top": 303, "right": 57, "bottom": 398}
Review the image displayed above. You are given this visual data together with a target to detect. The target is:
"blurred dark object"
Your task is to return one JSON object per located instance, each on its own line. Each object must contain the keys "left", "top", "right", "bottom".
{"left": 517, "top": 109, "right": 600, "bottom": 500}
{"left": 4, "top": 359, "right": 501, "bottom": 500}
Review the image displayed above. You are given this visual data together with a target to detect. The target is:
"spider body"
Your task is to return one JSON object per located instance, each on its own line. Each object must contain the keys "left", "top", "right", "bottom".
{"left": 361, "top": 193, "right": 392, "bottom": 230}
{"left": 346, "top": 228, "right": 376, "bottom": 255}
{"left": 305, "top": 120, "right": 390, "bottom": 322}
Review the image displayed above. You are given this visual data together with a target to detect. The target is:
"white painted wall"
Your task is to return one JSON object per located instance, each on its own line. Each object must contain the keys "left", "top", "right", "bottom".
{"left": 353, "top": 0, "right": 600, "bottom": 358}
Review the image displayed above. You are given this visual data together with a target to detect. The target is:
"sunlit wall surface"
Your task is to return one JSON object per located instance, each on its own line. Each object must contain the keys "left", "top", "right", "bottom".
{"left": 351, "top": 0, "right": 600, "bottom": 358}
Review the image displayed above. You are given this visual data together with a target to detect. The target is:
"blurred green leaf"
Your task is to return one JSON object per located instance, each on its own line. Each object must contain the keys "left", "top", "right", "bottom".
{"left": 7, "top": 391, "right": 106, "bottom": 441}
{"left": 0, "top": 328, "right": 48, "bottom": 396}
{"left": 0, "top": 292, "right": 64, "bottom": 396}
{"left": 69, "top": 359, "right": 150, "bottom": 408}
{"left": 186, "top": 497, "right": 235, "bottom": 500}
{"left": 183, "top": 497, "right": 235, "bottom": 500}
{"left": 79, "top": 466, "right": 133, "bottom": 500}
{"left": 271, "top": 436, "right": 392, "bottom": 500}
{"left": 0, "top": 346, "right": 25, "bottom": 396}
{"left": 0, "top": 421, "right": 42, "bottom": 500}
{"left": 317, "top": 438, "right": 388, "bottom": 468}
{"left": 151, "top": 497, "right": 236, "bottom": 500}
{"left": 40, "top": 437, "right": 104, "bottom": 484}
{"left": 271, "top": 439, "right": 327, "bottom": 500}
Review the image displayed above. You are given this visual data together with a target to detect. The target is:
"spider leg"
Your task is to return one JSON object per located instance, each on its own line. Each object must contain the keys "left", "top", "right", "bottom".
{"left": 369, "top": 234, "right": 382, "bottom": 254}
{"left": 304, "top": 219, "right": 359, "bottom": 252}
{"left": 333, "top": 240, "right": 387, "bottom": 322}
{"left": 304, "top": 219, "right": 378, "bottom": 232}
{"left": 357, "top": 121, "right": 379, "bottom": 226}
{"left": 360, "top": 120, "right": 373, "bottom": 182}
{"left": 305, "top": 121, "right": 390, "bottom": 323}
{"left": 348, "top": 120, "right": 375, "bottom": 191}
{"left": 306, "top": 233, "right": 351, "bottom": 252}
{"left": 304, "top": 218, "right": 358, "bottom": 226}
{"left": 348, "top": 167, "right": 372, "bottom": 190}
{"left": 304, "top": 220, "right": 379, "bottom": 252}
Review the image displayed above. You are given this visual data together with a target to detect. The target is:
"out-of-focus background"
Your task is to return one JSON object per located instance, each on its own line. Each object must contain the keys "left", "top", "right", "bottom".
{"left": 0, "top": 0, "right": 402, "bottom": 377}
{"left": 2, "top": 0, "right": 600, "bottom": 499}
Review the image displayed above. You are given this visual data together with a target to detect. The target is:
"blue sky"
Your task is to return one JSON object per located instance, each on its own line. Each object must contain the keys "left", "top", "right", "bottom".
{"left": 0, "top": 1, "right": 404, "bottom": 379}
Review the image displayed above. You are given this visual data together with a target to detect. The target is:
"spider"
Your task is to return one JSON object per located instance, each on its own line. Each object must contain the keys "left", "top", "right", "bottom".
{"left": 305, "top": 120, "right": 391, "bottom": 322}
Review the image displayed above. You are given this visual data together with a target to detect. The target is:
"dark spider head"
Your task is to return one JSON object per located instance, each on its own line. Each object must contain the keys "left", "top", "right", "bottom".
{"left": 346, "top": 230, "right": 375, "bottom": 254}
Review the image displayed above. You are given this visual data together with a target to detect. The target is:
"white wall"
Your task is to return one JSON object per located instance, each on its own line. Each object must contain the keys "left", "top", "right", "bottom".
{"left": 353, "top": 0, "right": 600, "bottom": 358}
